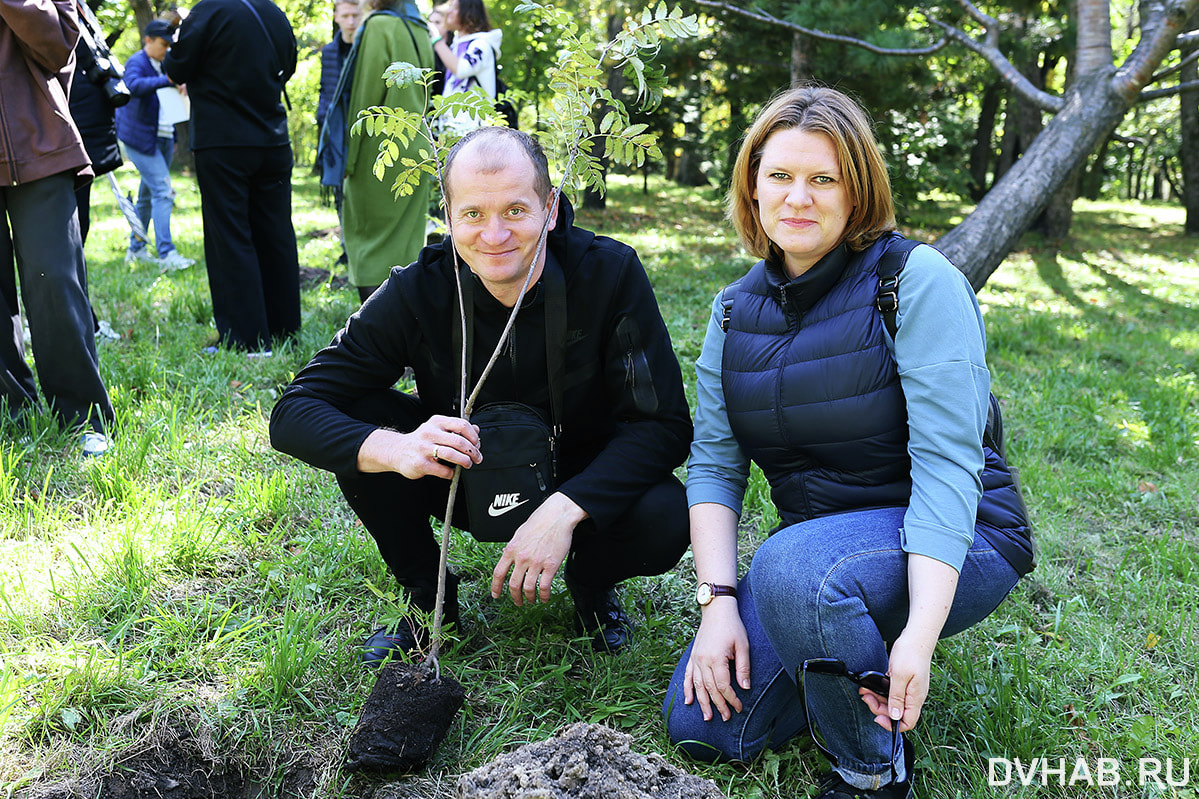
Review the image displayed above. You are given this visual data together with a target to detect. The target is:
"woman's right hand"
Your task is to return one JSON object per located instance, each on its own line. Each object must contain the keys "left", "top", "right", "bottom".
{"left": 683, "top": 601, "right": 750, "bottom": 722}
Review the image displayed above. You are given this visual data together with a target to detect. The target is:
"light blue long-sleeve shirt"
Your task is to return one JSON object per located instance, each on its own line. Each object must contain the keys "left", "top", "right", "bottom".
{"left": 685, "top": 243, "right": 991, "bottom": 572}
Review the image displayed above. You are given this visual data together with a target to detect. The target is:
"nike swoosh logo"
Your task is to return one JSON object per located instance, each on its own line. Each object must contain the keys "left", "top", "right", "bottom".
{"left": 488, "top": 499, "right": 530, "bottom": 517}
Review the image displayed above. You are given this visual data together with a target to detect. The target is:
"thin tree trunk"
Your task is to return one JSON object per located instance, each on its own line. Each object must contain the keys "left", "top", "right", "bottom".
{"left": 1034, "top": 1, "right": 1110, "bottom": 240}
{"left": 994, "top": 43, "right": 1044, "bottom": 183}
{"left": 128, "top": 0, "right": 153, "bottom": 34}
{"left": 1081, "top": 134, "right": 1111, "bottom": 198}
{"left": 790, "top": 31, "right": 808, "bottom": 86}
{"left": 1181, "top": 16, "right": 1199, "bottom": 233}
{"left": 968, "top": 82, "right": 1001, "bottom": 201}
{"left": 583, "top": 5, "right": 626, "bottom": 210}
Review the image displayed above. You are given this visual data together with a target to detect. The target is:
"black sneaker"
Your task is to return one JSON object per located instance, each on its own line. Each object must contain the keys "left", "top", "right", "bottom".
{"left": 815, "top": 739, "right": 915, "bottom": 799}
{"left": 564, "top": 572, "right": 633, "bottom": 654}
{"left": 360, "top": 573, "right": 459, "bottom": 667}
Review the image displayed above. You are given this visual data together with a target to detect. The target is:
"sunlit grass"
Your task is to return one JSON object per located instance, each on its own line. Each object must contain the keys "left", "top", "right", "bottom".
{"left": 0, "top": 168, "right": 1195, "bottom": 797}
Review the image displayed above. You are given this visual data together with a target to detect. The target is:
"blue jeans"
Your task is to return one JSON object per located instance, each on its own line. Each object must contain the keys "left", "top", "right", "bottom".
{"left": 126, "top": 137, "right": 176, "bottom": 257}
{"left": 663, "top": 506, "right": 1020, "bottom": 789}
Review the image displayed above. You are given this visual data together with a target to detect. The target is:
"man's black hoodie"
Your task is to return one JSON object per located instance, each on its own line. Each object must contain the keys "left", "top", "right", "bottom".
{"left": 270, "top": 197, "right": 691, "bottom": 531}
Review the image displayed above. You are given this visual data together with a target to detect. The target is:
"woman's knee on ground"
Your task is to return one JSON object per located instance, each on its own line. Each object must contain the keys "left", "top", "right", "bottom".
{"left": 662, "top": 695, "right": 758, "bottom": 763}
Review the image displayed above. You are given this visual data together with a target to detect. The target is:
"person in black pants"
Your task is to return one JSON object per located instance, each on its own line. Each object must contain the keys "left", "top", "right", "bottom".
{"left": 164, "top": 0, "right": 299, "bottom": 354}
{"left": 270, "top": 127, "right": 692, "bottom": 665}
{"left": 0, "top": 0, "right": 114, "bottom": 455}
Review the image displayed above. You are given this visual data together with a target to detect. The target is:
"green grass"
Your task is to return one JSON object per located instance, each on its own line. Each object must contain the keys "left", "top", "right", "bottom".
{"left": 0, "top": 164, "right": 1196, "bottom": 798}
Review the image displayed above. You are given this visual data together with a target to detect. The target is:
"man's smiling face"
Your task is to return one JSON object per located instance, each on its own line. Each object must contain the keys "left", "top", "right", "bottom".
{"left": 446, "top": 143, "right": 556, "bottom": 308}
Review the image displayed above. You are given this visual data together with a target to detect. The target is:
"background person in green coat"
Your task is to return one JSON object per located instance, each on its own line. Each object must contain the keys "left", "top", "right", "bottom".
{"left": 343, "top": 0, "right": 432, "bottom": 303}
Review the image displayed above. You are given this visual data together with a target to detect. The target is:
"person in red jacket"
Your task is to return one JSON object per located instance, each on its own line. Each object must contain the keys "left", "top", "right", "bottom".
{"left": 0, "top": 0, "right": 114, "bottom": 456}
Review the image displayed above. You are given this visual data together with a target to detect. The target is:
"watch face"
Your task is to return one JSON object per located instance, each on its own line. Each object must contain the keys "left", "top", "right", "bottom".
{"left": 696, "top": 582, "right": 713, "bottom": 605}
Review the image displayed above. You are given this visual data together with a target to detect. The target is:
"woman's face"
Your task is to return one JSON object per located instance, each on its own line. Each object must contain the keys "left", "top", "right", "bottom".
{"left": 445, "top": 0, "right": 460, "bottom": 31}
{"left": 753, "top": 127, "right": 852, "bottom": 279}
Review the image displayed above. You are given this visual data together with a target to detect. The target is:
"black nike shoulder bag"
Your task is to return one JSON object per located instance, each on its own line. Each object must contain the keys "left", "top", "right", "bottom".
{"left": 457, "top": 260, "right": 565, "bottom": 543}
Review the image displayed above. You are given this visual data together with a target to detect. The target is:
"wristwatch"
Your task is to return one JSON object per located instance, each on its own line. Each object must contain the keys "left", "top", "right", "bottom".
{"left": 696, "top": 582, "right": 738, "bottom": 607}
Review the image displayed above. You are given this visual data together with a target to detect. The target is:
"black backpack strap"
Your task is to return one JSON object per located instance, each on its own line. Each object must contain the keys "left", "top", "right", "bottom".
{"left": 875, "top": 237, "right": 1006, "bottom": 458}
{"left": 718, "top": 277, "right": 743, "bottom": 333}
{"left": 874, "top": 236, "right": 922, "bottom": 340}
{"left": 542, "top": 259, "right": 566, "bottom": 475}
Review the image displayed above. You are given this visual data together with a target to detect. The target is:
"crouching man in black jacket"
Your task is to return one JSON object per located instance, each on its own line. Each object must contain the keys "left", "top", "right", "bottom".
{"left": 270, "top": 126, "right": 691, "bottom": 665}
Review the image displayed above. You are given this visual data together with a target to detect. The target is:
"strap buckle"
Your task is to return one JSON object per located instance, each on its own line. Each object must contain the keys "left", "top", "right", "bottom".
{"left": 876, "top": 275, "right": 900, "bottom": 313}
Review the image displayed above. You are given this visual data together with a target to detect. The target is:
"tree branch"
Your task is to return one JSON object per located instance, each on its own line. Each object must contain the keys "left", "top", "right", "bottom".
{"left": 1148, "top": 45, "right": 1199, "bottom": 82}
{"left": 1178, "top": 30, "right": 1199, "bottom": 47}
{"left": 953, "top": 0, "right": 997, "bottom": 30}
{"left": 1112, "top": 0, "right": 1199, "bottom": 101}
{"left": 1139, "top": 76, "right": 1199, "bottom": 98}
{"left": 929, "top": 17, "right": 1064, "bottom": 112}
{"left": 688, "top": 0, "right": 947, "bottom": 55}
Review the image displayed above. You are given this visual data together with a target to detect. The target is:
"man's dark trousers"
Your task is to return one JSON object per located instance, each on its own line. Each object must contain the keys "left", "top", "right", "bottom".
{"left": 194, "top": 145, "right": 300, "bottom": 351}
{"left": 0, "top": 173, "right": 113, "bottom": 431}
{"left": 334, "top": 389, "right": 691, "bottom": 593}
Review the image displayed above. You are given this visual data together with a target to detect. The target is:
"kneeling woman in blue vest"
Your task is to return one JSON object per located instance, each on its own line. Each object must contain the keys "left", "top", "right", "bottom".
{"left": 662, "top": 85, "right": 1035, "bottom": 799}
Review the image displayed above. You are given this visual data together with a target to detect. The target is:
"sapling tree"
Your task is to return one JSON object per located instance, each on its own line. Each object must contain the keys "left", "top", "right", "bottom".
{"left": 351, "top": 0, "right": 698, "bottom": 679}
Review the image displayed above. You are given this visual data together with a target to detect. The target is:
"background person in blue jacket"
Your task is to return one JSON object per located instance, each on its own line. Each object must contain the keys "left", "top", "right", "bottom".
{"left": 662, "top": 85, "right": 1034, "bottom": 799}
{"left": 316, "top": 0, "right": 360, "bottom": 135}
{"left": 114, "top": 19, "right": 193, "bottom": 272}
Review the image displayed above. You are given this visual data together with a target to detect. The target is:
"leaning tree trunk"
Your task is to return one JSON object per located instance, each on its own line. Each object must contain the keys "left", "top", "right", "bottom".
{"left": 939, "top": 68, "right": 1129, "bottom": 289}
{"left": 1181, "top": 22, "right": 1199, "bottom": 232}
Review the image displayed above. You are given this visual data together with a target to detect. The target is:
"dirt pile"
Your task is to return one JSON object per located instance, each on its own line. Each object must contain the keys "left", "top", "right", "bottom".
{"left": 455, "top": 722, "right": 726, "bottom": 799}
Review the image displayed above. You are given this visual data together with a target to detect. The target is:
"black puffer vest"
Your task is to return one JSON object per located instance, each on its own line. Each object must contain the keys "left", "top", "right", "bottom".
{"left": 723, "top": 236, "right": 910, "bottom": 523}
{"left": 723, "top": 235, "right": 1035, "bottom": 576}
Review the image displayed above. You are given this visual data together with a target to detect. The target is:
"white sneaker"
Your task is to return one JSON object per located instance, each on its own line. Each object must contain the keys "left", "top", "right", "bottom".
{"left": 124, "top": 247, "right": 158, "bottom": 265}
{"left": 159, "top": 250, "right": 195, "bottom": 271}
{"left": 81, "top": 431, "right": 110, "bottom": 458}
{"left": 95, "top": 320, "right": 121, "bottom": 342}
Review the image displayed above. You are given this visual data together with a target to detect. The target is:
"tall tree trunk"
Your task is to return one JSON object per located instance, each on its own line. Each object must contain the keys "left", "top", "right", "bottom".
{"left": 968, "top": 82, "right": 1002, "bottom": 201}
{"left": 1034, "top": 0, "right": 1111, "bottom": 240}
{"left": 994, "top": 43, "right": 1044, "bottom": 183}
{"left": 129, "top": 0, "right": 154, "bottom": 34}
{"left": 671, "top": 64, "right": 708, "bottom": 187}
{"left": 790, "top": 31, "right": 809, "bottom": 86}
{"left": 1181, "top": 17, "right": 1199, "bottom": 233}
{"left": 1076, "top": 0, "right": 1115, "bottom": 73}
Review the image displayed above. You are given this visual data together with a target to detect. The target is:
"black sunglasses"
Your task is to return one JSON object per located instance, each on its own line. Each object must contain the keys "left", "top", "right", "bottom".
{"left": 799, "top": 658, "right": 900, "bottom": 786}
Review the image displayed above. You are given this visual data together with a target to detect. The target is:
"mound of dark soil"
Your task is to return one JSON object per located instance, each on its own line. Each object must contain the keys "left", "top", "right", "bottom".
{"left": 298, "top": 266, "right": 349, "bottom": 290}
{"left": 455, "top": 722, "right": 726, "bottom": 799}
{"left": 346, "top": 662, "right": 465, "bottom": 773}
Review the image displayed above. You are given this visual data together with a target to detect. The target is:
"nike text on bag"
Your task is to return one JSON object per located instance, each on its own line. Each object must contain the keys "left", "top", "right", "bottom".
{"left": 460, "top": 402, "right": 557, "bottom": 542}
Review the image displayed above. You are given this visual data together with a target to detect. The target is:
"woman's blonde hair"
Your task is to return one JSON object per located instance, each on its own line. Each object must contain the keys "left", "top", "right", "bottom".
{"left": 728, "top": 84, "right": 896, "bottom": 261}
